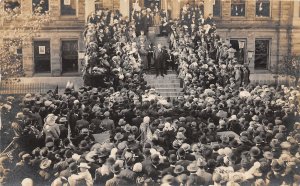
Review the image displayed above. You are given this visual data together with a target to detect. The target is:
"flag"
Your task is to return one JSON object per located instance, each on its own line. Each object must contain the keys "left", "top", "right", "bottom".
{"left": 0, "top": 110, "right": 2, "bottom": 131}
{"left": 54, "top": 85, "right": 58, "bottom": 95}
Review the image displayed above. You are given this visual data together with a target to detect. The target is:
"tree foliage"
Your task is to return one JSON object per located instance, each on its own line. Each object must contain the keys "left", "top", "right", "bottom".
{"left": 276, "top": 55, "right": 300, "bottom": 86}
{"left": 0, "top": 0, "right": 52, "bottom": 80}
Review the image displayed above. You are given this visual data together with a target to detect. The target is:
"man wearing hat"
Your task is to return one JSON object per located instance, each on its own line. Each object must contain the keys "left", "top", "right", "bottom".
{"left": 186, "top": 162, "right": 205, "bottom": 185}
{"left": 43, "top": 114, "right": 60, "bottom": 141}
{"left": 105, "top": 164, "right": 128, "bottom": 186}
{"left": 100, "top": 111, "right": 115, "bottom": 132}
{"left": 142, "top": 154, "right": 162, "bottom": 182}
{"left": 75, "top": 113, "right": 90, "bottom": 133}
{"left": 68, "top": 163, "right": 93, "bottom": 186}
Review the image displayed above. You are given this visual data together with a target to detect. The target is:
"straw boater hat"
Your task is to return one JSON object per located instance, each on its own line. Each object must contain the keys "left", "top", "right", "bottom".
{"left": 40, "top": 158, "right": 52, "bottom": 170}
{"left": 44, "top": 114, "right": 58, "bottom": 126}
{"left": 187, "top": 162, "right": 198, "bottom": 173}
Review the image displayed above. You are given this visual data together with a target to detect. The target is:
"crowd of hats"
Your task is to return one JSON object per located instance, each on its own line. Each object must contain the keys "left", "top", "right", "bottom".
{"left": 83, "top": 8, "right": 149, "bottom": 88}
{"left": 1, "top": 5, "right": 300, "bottom": 186}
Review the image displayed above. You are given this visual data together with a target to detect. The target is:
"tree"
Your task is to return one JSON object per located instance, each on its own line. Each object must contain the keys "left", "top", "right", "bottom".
{"left": 0, "top": 0, "right": 52, "bottom": 81}
{"left": 274, "top": 55, "right": 300, "bottom": 86}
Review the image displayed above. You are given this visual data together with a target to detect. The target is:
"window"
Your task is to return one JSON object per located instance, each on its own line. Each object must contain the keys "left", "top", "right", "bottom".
{"left": 255, "top": 40, "right": 270, "bottom": 69}
{"left": 3, "top": 39, "right": 22, "bottom": 55}
{"left": 213, "top": 0, "right": 221, "bottom": 17}
{"left": 231, "top": 0, "right": 245, "bottom": 17}
{"left": 61, "top": 0, "right": 77, "bottom": 16}
{"left": 4, "top": 0, "right": 21, "bottom": 15}
{"left": 32, "top": 0, "right": 49, "bottom": 15}
{"left": 95, "top": 0, "right": 103, "bottom": 12}
{"left": 256, "top": 0, "right": 270, "bottom": 17}
{"left": 230, "top": 39, "right": 246, "bottom": 64}
{"left": 61, "top": 40, "right": 78, "bottom": 73}
{"left": 144, "top": 0, "right": 161, "bottom": 9}
{"left": 34, "top": 41, "right": 51, "bottom": 73}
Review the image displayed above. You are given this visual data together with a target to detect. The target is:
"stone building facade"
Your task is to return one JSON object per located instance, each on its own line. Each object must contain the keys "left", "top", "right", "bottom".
{"left": 1, "top": 0, "right": 85, "bottom": 77}
{"left": 1, "top": 0, "right": 299, "bottom": 77}
{"left": 94, "top": 0, "right": 300, "bottom": 74}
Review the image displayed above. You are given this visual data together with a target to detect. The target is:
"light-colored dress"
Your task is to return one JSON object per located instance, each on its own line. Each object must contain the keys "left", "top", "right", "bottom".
{"left": 154, "top": 13, "right": 161, "bottom": 26}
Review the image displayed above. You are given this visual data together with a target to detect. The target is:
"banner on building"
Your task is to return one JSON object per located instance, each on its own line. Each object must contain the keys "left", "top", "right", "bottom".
{"left": 64, "top": 0, "right": 71, "bottom": 5}
{"left": 39, "top": 46, "right": 45, "bottom": 54}
{"left": 238, "top": 40, "right": 245, "bottom": 49}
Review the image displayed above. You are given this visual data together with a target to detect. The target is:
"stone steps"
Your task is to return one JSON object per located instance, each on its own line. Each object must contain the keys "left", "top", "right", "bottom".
{"left": 146, "top": 79, "right": 180, "bottom": 85}
{"left": 144, "top": 73, "right": 183, "bottom": 98}
{"left": 158, "top": 92, "right": 184, "bottom": 97}
{"left": 147, "top": 83, "right": 181, "bottom": 88}
{"left": 155, "top": 88, "right": 183, "bottom": 92}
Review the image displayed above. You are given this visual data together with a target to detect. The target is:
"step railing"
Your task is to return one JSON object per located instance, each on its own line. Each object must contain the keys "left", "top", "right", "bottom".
{"left": 0, "top": 81, "right": 64, "bottom": 95}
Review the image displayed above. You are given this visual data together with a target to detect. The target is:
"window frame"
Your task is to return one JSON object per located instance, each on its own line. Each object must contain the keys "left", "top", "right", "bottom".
{"left": 254, "top": 39, "right": 271, "bottom": 70}
{"left": 3, "top": 0, "right": 21, "bottom": 15}
{"left": 213, "top": 0, "right": 221, "bottom": 17}
{"left": 60, "top": 39, "right": 79, "bottom": 73}
{"left": 32, "top": 0, "right": 49, "bottom": 15}
{"left": 33, "top": 39, "right": 51, "bottom": 73}
{"left": 255, "top": 0, "right": 271, "bottom": 18}
{"left": 60, "top": 0, "right": 78, "bottom": 17}
{"left": 231, "top": 0, "right": 246, "bottom": 17}
{"left": 230, "top": 38, "right": 247, "bottom": 64}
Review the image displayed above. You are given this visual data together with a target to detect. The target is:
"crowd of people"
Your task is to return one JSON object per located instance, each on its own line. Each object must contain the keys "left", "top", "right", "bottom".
{"left": 0, "top": 3, "right": 300, "bottom": 186}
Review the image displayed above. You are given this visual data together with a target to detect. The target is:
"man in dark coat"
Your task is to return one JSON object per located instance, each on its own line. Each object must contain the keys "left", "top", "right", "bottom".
{"left": 154, "top": 43, "right": 166, "bottom": 77}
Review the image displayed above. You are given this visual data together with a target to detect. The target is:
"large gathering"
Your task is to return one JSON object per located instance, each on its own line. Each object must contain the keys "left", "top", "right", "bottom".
{"left": 0, "top": 1, "right": 300, "bottom": 186}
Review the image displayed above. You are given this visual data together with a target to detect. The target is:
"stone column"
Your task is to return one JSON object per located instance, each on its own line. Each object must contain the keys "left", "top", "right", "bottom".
{"left": 51, "top": 37, "right": 61, "bottom": 76}
{"left": 23, "top": 38, "right": 34, "bottom": 77}
{"left": 120, "top": 0, "right": 130, "bottom": 18}
{"left": 20, "top": 0, "right": 31, "bottom": 15}
{"left": 171, "top": 0, "right": 181, "bottom": 19}
{"left": 85, "top": 0, "right": 95, "bottom": 21}
{"left": 247, "top": 32, "right": 255, "bottom": 73}
{"left": 203, "top": 0, "right": 213, "bottom": 18}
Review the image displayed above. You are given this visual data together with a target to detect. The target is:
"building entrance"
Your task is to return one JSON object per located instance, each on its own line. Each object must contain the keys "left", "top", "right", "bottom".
{"left": 144, "top": 0, "right": 161, "bottom": 9}
{"left": 61, "top": 40, "right": 78, "bottom": 73}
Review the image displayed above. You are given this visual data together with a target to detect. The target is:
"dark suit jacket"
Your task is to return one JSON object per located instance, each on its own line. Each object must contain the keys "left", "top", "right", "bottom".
{"left": 154, "top": 49, "right": 166, "bottom": 68}
{"left": 187, "top": 173, "right": 205, "bottom": 186}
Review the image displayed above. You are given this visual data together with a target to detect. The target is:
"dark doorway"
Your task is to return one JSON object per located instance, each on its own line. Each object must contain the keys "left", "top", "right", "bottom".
{"left": 34, "top": 40, "right": 51, "bottom": 73}
{"left": 255, "top": 40, "right": 269, "bottom": 69}
{"left": 230, "top": 39, "right": 246, "bottom": 64}
{"left": 144, "top": 0, "right": 161, "bottom": 9}
{"left": 61, "top": 40, "right": 78, "bottom": 73}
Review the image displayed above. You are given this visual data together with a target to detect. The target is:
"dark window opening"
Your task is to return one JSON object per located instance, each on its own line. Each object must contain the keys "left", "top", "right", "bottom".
{"left": 34, "top": 41, "right": 51, "bottom": 73}
{"left": 231, "top": 0, "right": 245, "bottom": 17}
{"left": 95, "top": 0, "right": 103, "bottom": 12}
{"left": 32, "top": 0, "right": 49, "bottom": 15}
{"left": 61, "top": 40, "right": 78, "bottom": 73}
{"left": 61, "top": 0, "right": 76, "bottom": 16}
{"left": 213, "top": 0, "right": 221, "bottom": 17}
{"left": 255, "top": 40, "right": 269, "bottom": 69}
{"left": 144, "top": 0, "right": 161, "bottom": 10}
{"left": 4, "top": 0, "right": 21, "bottom": 15}
{"left": 256, "top": 0, "right": 270, "bottom": 17}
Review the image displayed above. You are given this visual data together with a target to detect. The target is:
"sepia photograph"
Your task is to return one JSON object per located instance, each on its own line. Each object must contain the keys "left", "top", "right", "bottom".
{"left": 0, "top": 0, "right": 300, "bottom": 185}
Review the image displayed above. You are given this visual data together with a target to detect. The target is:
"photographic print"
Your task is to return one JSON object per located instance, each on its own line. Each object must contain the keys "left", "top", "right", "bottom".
{"left": 38, "top": 46, "right": 45, "bottom": 54}
{"left": 0, "top": 0, "right": 299, "bottom": 186}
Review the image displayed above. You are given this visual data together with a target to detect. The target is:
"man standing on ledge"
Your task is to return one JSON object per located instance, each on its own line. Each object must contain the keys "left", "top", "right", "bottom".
{"left": 154, "top": 43, "right": 166, "bottom": 77}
